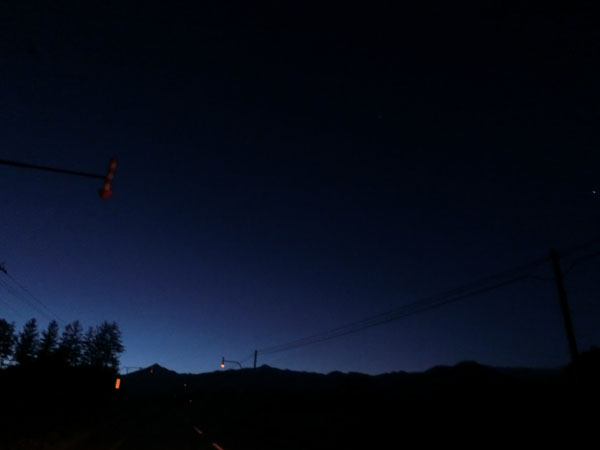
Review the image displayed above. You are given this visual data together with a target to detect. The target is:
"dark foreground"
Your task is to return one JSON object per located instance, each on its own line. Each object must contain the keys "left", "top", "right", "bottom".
{"left": 2, "top": 351, "right": 599, "bottom": 449}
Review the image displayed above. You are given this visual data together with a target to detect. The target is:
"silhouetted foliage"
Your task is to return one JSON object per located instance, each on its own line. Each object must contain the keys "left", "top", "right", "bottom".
{"left": 57, "top": 320, "right": 83, "bottom": 366}
{"left": 13, "top": 318, "right": 39, "bottom": 365}
{"left": 82, "top": 326, "right": 96, "bottom": 367}
{"left": 84, "top": 321, "right": 124, "bottom": 371}
{"left": 0, "top": 319, "right": 16, "bottom": 367}
{"left": 0, "top": 318, "right": 125, "bottom": 370}
{"left": 38, "top": 320, "right": 59, "bottom": 360}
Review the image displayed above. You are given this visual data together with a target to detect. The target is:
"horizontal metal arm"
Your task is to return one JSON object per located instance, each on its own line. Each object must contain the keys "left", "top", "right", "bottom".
{"left": 0, "top": 158, "right": 105, "bottom": 180}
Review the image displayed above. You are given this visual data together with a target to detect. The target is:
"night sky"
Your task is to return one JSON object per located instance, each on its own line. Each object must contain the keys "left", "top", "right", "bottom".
{"left": 1, "top": 1, "right": 599, "bottom": 375}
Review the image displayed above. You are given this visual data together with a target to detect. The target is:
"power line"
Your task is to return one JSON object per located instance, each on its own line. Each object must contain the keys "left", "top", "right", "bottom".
{"left": 527, "top": 249, "right": 600, "bottom": 281}
{"left": 0, "top": 278, "right": 51, "bottom": 320}
{"left": 216, "top": 245, "right": 600, "bottom": 363}
{"left": 563, "top": 250, "right": 600, "bottom": 276}
{"left": 259, "top": 274, "right": 531, "bottom": 355}
{"left": 258, "top": 239, "right": 600, "bottom": 354}
{"left": 258, "top": 256, "right": 547, "bottom": 355}
{"left": 252, "top": 241, "right": 600, "bottom": 365}
{"left": 257, "top": 254, "right": 554, "bottom": 356}
{"left": 4, "top": 272, "right": 63, "bottom": 323}
{"left": 239, "top": 352, "right": 256, "bottom": 364}
{"left": 558, "top": 238, "right": 600, "bottom": 259}
{"left": 259, "top": 257, "right": 548, "bottom": 354}
{"left": 0, "top": 276, "right": 63, "bottom": 323}
{"left": 256, "top": 240, "right": 600, "bottom": 358}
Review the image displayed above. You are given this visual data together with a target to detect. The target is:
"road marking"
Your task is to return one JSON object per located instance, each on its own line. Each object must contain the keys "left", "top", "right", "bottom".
{"left": 193, "top": 426, "right": 203, "bottom": 435}
{"left": 212, "top": 443, "right": 225, "bottom": 450}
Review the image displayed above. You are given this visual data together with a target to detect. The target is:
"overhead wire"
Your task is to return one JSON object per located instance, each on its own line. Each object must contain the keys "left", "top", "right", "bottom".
{"left": 0, "top": 278, "right": 51, "bottom": 320}
{"left": 257, "top": 241, "right": 600, "bottom": 356}
{"left": 0, "top": 277, "right": 62, "bottom": 323}
{"left": 239, "top": 353, "right": 255, "bottom": 364}
{"left": 4, "top": 272, "right": 64, "bottom": 323}
{"left": 563, "top": 250, "right": 600, "bottom": 276}
{"left": 259, "top": 274, "right": 531, "bottom": 355}
{"left": 257, "top": 253, "right": 558, "bottom": 356}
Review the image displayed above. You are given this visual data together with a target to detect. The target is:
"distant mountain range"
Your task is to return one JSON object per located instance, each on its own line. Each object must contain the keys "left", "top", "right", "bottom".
{"left": 119, "top": 355, "right": 593, "bottom": 397}
{"left": 2, "top": 350, "right": 597, "bottom": 449}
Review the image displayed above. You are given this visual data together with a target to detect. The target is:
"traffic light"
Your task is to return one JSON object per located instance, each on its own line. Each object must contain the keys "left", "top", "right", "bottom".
{"left": 98, "top": 158, "right": 117, "bottom": 200}
{"left": 115, "top": 378, "right": 121, "bottom": 390}
{"left": 220, "top": 357, "right": 225, "bottom": 368}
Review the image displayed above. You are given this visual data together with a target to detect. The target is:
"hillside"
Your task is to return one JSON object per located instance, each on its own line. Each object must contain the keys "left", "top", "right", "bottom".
{"left": 120, "top": 360, "right": 562, "bottom": 395}
{"left": 113, "top": 353, "right": 598, "bottom": 447}
{"left": 1, "top": 350, "right": 598, "bottom": 448}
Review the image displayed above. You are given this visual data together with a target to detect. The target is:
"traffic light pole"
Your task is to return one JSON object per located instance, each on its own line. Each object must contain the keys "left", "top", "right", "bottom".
{"left": 0, "top": 158, "right": 105, "bottom": 179}
{"left": 0, "top": 157, "right": 117, "bottom": 199}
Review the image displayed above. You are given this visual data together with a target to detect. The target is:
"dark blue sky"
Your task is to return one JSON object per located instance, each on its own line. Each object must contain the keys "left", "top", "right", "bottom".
{"left": 1, "top": 1, "right": 599, "bottom": 374}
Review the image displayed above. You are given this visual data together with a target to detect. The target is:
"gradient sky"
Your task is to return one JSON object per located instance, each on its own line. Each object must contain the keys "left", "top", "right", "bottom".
{"left": 1, "top": 1, "right": 599, "bottom": 375}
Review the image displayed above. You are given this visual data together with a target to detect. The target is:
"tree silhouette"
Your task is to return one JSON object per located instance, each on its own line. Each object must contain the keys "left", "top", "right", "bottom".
{"left": 57, "top": 320, "right": 83, "bottom": 366}
{"left": 83, "top": 321, "right": 124, "bottom": 371}
{"left": 0, "top": 318, "right": 16, "bottom": 367}
{"left": 3, "top": 318, "right": 125, "bottom": 370}
{"left": 14, "top": 318, "right": 39, "bottom": 365}
{"left": 82, "top": 326, "right": 96, "bottom": 367}
{"left": 38, "top": 320, "right": 59, "bottom": 360}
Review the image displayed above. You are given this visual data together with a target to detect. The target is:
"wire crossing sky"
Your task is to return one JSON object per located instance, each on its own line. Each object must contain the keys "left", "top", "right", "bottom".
{"left": 0, "top": 272, "right": 63, "bottom": 324}
{"left": 250, "top": 243, "right": 600, "bottom": 358}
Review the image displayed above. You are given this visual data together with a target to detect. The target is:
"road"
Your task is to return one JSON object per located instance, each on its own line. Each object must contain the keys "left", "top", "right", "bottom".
{"left": 13, "top": 401, "right": 229, "bottom": 450}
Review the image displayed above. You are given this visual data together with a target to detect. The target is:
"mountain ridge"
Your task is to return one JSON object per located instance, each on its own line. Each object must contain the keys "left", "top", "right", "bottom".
{"left": 119, "top": 358, "right": 571, "bottom": 397}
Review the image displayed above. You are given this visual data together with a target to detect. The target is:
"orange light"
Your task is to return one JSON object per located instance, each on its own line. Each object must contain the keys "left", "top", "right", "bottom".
{"left": 115, "top": 378, "right": 121, "bottom": 390}
{"left": 220, "top": 363, "right": 225, "bottom": 368}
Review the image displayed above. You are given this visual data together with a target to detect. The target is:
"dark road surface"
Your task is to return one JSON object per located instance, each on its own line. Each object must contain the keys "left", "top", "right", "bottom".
{"left": 11, "top": 402, "right": 228, "bottom": 450}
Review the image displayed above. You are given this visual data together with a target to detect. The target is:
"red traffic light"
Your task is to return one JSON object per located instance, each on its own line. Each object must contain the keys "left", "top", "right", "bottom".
{"left": 99, "top": 158, "right": 117, "bottom": 200}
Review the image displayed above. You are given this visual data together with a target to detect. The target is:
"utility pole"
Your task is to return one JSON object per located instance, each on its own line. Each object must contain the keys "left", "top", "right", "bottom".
{"left": 253, "top": 349, "right": 258, "bottom": 369}
{"left": 550, "top": 249, "right": 578, "bottom": 364}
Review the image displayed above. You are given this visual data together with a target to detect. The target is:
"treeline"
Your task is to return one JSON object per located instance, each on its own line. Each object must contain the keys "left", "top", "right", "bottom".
{"left": 0, "top": 318, "right": 124, "bottom": 371}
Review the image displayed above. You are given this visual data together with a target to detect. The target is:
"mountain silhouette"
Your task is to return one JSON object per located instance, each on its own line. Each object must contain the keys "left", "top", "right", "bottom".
{"left": 119, "top": 359, "right": 566, "bottom": 396}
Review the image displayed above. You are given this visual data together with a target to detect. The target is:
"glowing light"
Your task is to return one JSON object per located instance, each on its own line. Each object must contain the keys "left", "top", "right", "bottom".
{"left": 115, "top": 378, "right": 121, "bottom": 390}
{"left": 220, "top": 363, "right": 225, "bottom": 368}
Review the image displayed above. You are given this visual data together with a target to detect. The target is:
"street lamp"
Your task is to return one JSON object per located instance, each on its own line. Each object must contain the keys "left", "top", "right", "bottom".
{"left": 220, "top": 356, "right": 242, "bottom": 369}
